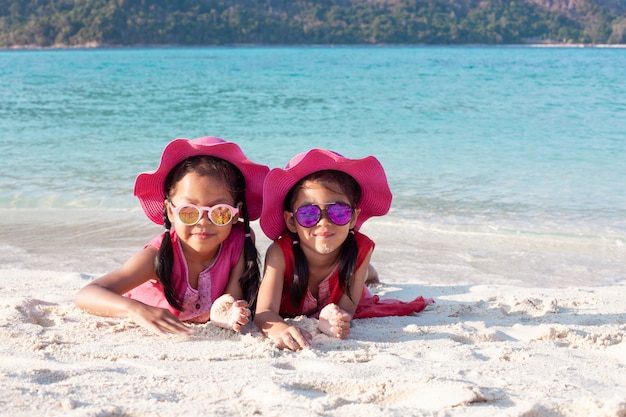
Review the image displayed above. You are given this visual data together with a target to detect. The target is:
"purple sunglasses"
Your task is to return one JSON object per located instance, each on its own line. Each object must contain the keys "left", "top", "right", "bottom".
{"left": 291, "top": 203, "right": 354, "bottom": 228}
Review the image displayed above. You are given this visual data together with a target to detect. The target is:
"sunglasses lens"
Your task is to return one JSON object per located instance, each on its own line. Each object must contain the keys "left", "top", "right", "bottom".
{"left": 294, "top": 205, "right": 321, "bottom": 227}
{"left": 210, "top": 206, "right": 234, "bottom": 225}
{"left": 327, "top": 203, "right": 353, "bottom": 225}
{"left": 177, "top": 205, "right": 201, "bottom": 225}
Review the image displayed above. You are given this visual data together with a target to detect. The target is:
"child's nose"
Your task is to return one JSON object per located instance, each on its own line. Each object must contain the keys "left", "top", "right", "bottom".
{"left": 318, "top": 208, "right": 332, "bottom": 223}
{"left": 197, "top": 209, "right": 213, "bottom": 224}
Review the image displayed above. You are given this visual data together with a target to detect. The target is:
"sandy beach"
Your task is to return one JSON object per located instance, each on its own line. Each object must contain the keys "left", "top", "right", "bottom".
{"left": 1, "top": 210, "right": 625, "bottom": 416}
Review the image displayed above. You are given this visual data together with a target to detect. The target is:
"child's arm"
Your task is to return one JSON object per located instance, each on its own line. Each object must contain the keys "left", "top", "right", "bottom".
{"left": 319, "top": 248, "right": 373, "bottom": 339}
{"left": 254, "top": 243, "right": 312, "bottom": 350}
{"left": 209, "top": 252, "right": 251, "bottom": 332}
{"left": 75, "top": 247, "right": 192, "bottom": 336}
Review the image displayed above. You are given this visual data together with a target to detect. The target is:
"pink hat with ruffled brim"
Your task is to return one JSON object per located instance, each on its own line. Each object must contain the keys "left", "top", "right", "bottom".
{"left": 260, "top": 149, "right": 392, "bottom": 240}
{"left": 134, "top": 137, "right": 269, "bottom": 225}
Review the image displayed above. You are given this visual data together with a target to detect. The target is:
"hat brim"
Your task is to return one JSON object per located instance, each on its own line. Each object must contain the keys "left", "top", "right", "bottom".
{"left": 134, "top": 137, "right": 269, "bottom": 225}
{"left": 260, "top": 149, "right": 392, "bottom": 240}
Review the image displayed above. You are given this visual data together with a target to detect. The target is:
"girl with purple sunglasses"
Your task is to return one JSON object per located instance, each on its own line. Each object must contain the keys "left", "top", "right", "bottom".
{"left": 255, "top": 149, "right": 430, "bottom": 351}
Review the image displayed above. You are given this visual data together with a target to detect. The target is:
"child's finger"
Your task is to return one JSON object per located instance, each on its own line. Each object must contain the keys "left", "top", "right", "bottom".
{"left": 289, "top": 328, "right": 311, "bottom": 349}
{"left": 158, "top": 318, "right": 193, "bottom": 336}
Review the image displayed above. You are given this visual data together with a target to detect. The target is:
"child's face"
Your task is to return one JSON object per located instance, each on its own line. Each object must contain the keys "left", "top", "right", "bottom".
{"left": 166, "top": 172, "right": 239, "bottom": 259}
{"left": 284, "top": 180, "right": 360, "bottom": 256}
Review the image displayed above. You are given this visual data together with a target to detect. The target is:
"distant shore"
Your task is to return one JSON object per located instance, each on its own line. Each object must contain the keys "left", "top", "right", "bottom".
{"left": 3, "top": 42, "right": 626, "bottom": 50}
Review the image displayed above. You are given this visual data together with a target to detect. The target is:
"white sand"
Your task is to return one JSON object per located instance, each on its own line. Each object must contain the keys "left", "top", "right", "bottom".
{"left": 1, "top": 213, "right": 625, "bottom": 416}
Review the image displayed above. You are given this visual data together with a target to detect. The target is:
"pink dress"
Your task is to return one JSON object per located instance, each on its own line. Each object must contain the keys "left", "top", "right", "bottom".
{"left": 300, "top": 270, "right": 334, "bottom": 318}
{"left": 125, "top": 223, "right": 245, "bottom": 322}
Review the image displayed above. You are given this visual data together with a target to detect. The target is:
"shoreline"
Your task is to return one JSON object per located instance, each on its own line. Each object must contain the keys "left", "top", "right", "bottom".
{"left": 3, "top": 208, "right": 624, "bottom": 288}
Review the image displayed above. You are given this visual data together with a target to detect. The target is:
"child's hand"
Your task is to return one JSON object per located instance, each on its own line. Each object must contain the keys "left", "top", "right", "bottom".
{"left": 230, "top": 299, "right": 251, "bottom": 332}
{"left": 318, "top": 303, "right": 351, "bottom": 339}
{"left": 273, "top": 326, "right": 312, "bottom": 351}
{"left": 128, "top": 302, "right": 193, "bottom": 336}
{"left": 210, "top": 294, "right": 251, "bottom": 332}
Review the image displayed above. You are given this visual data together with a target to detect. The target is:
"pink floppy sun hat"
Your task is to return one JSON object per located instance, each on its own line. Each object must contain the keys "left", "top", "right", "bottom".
{"left": 260, "top": 149, "right": 393, "bottom": 240}
{"left": 134, "top": 137, "right": 269, "bottom": 225}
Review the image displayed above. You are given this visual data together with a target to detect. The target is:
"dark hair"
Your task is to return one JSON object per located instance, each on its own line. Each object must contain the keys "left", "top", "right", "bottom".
{"left": 284, "top": 170, "right": 362, "bottom": 308}
{"left": 156, "top": 155, "right": 261, "bottom": 314}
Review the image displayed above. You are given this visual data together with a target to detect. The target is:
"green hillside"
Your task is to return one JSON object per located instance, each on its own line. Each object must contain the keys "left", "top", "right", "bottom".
{"left": 1, "top": 0, "right": 625, "bottom": 47}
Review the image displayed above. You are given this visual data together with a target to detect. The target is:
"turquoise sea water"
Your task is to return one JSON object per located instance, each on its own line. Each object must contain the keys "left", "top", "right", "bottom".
{"left": 1, "top": 46, "right": 625, "bottom": 282}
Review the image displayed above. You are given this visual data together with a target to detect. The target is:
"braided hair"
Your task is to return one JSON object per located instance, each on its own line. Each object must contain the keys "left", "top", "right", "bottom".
{"left": 156, "top": 155, "right": 261, "bottom": 313}
{"left": 284, "top": 170, "right": 361, "bottom": 308}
